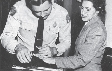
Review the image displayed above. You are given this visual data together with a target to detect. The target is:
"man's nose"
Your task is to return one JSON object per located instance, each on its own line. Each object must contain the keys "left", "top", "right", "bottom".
{"left": 40, "top": 12, "right": 45, "bottom": 18}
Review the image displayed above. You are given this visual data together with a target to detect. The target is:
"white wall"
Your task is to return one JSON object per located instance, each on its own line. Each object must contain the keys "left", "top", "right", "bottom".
{"left": 105, "top": 0, "right": 112, "bottom": 47}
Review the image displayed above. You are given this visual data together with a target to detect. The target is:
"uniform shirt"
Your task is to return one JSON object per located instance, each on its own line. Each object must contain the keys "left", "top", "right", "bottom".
{"left": 1, "top": 0, "right": 71, "bottom": 56}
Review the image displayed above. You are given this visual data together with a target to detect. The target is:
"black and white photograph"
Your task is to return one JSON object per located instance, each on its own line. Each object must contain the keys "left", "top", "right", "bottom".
{"left": 0, "top": 0, "right": 111, "bottom": 71}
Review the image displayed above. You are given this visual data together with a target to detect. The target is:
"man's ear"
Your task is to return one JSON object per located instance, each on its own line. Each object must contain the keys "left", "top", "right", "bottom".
{"left": 96, "top": 11, "right": 99, "bottom": 15}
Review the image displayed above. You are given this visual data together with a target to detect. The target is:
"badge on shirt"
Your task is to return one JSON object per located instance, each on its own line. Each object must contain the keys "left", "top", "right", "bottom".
{"left": 66, "top": 14, "right": 71, "bottom": 23}
{"left": 53, "top": 22, "right": 57, "bottom": 28}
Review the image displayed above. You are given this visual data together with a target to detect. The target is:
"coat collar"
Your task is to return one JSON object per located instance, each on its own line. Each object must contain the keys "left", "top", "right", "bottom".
{"left": 75, "top": 15, "right": 101, "bottom": 45}
{"left": 79, "top": 15, "right": 101, "bottom": 37}
{"left": 84, "top": 15, "right": 100, "bottom": 28}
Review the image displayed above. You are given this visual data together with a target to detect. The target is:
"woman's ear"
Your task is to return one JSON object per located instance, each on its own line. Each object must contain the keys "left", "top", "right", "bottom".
{"left": 96, "top": 11, "right": 99, "bottom": 14}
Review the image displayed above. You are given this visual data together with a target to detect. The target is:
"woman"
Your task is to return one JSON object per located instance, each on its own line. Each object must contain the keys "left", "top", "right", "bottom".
{"left": 38, "top": 0, "right": 107, "bottom": 71}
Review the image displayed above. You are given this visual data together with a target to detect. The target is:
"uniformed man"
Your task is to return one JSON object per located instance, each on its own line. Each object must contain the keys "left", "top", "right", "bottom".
{"left": 0, "top": 0, "right": 71, "bottom": 65}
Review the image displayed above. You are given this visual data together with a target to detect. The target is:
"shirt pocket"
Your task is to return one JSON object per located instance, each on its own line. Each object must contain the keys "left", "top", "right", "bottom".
{"left": 20, "top": 21, "right": 35, "bottom": 31}
{"left": 18, "top": 27, "right": 35, "bottom": 44}
{"left": 20, "top": 14, "right": 37, "bottom": 31}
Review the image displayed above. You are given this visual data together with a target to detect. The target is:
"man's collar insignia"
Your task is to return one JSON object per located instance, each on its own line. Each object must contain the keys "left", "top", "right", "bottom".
{"left": 10, "top": 6, "right": 16, "bottom": 16}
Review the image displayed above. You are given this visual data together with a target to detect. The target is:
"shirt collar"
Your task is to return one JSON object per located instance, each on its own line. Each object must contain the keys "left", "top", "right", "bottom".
{"left": 45, "top": 3, "right": 57, "bottom": 21}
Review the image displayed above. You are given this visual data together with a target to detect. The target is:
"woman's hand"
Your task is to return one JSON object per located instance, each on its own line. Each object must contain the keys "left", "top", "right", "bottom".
{"left": 43, "top": 57, "right": 56, "bottom": 64}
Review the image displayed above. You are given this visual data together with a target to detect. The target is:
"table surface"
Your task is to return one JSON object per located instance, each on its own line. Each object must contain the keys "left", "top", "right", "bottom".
{"left": 11, "top": 66, "right": 60, "bottom": 71}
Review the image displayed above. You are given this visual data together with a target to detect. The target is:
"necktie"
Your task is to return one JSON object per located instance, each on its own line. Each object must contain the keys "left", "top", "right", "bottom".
{"left": 31, "top": 18, "right": 57, "bottom": 68}
{"left": 34, "top": 17, "right": 44, "bottom": 54}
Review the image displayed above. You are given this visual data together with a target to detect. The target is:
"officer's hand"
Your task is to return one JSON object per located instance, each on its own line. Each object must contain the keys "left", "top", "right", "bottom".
{"left": 38, "top": 45, "right": 52, "bottom": 57}
{"left": 15, "top": 44, "right": 32, "bottom": 63}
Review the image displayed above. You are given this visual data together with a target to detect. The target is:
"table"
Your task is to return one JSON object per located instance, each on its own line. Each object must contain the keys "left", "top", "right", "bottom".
{"left": 11, "top": 66, "right": 63, "bottom": 71}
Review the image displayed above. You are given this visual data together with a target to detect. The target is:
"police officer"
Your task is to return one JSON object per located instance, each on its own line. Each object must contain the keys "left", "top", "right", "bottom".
{"left": 1, "top": 0, "right": 71, "bottom": 65}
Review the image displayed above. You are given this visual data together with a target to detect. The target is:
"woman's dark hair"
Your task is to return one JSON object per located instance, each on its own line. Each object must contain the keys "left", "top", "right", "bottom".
{"left": 82, "top": 0, "right": 106, "bottom": 24}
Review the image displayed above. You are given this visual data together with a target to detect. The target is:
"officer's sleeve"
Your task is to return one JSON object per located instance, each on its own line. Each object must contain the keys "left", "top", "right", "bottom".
{"left": 1, "top": 11, "right": 20, "bottom": 54}
{"left": 56, "top": 10, "right": 71, "bottom": 56}
{"left": 0, "top": 0, "right": 28, "bottom": 54}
